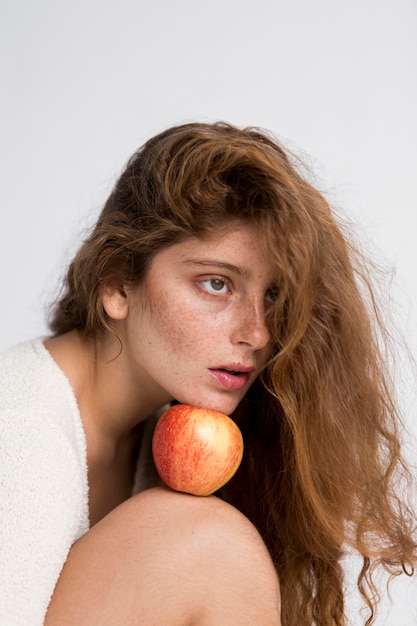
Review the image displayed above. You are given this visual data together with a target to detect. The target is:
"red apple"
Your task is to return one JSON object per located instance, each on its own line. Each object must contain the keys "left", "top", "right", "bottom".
{"left": 152, "top": 404, "right": 244, "bottom": 496}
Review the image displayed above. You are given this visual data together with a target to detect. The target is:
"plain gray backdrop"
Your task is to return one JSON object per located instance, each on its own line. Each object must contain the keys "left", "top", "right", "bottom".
{"left": 1, "top": 1, "right": 416, "bottom": 622}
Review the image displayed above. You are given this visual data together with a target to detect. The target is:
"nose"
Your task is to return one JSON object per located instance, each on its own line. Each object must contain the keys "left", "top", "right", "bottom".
{"left": 230, "top": 299, "right": 271, "bottom": 351}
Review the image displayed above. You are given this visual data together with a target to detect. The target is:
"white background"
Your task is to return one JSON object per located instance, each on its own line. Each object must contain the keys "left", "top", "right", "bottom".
{"left": 1, "top": 0, "right": 416, "bottom": 623}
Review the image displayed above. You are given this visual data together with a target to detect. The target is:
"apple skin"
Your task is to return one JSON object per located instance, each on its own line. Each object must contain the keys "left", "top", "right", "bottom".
{"left": 152, "top": 404, "right": 244, "bottom": 496}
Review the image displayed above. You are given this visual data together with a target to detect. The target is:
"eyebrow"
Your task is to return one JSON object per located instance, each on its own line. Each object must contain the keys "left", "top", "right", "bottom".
{"left": 181, "top": 259, "right": 251, "bottom": 280}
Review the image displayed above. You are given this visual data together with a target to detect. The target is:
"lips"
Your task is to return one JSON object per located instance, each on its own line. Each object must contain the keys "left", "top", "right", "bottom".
{"left": 208, "top": 364, "right": 255, "bottom": 391}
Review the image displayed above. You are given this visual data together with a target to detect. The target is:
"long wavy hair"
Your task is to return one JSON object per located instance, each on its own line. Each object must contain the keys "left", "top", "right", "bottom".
{"left": 49, "top": 121, "right": 416, "bottom": 625}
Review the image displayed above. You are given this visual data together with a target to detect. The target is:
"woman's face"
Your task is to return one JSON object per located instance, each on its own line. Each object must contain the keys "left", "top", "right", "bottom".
{"left": 123, "top": 222, "right": 276, "bottom": 416}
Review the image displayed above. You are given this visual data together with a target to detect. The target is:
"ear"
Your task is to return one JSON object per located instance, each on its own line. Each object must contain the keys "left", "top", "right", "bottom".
{"left": 101, "top": 281, "right": 129, "bottom": 321}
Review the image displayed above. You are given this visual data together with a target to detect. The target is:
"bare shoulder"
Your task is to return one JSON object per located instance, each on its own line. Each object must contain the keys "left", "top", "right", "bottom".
{"left": 46, "top": 487, "right": 281, "bottom": 625}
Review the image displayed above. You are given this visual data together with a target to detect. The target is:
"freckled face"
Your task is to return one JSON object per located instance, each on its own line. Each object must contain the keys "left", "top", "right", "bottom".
{"left": 123, "top": 223, "right": 276, "bottom": 415}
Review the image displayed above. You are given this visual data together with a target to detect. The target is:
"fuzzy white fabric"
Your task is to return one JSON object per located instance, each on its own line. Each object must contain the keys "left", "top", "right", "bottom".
{"left": 0, "top": 337, "right": 163, "bottom": 625}
{"left": 0, "top": 338, "right": 90, "bottom": 625}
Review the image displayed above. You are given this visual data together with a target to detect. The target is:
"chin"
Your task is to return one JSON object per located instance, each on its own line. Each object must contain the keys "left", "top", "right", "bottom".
{"left": 174, "top": 394, "right": 242, "bottom": 417}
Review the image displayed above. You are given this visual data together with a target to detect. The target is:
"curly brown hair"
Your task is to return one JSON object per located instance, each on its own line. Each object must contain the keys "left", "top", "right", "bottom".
{"left": 49, "top": 121, "right": 416, "bottom": 625}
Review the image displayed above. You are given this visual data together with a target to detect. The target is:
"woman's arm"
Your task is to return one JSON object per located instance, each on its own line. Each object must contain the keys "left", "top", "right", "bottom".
{"left": 46, "top": 487, "right": 282, "bottom": 625}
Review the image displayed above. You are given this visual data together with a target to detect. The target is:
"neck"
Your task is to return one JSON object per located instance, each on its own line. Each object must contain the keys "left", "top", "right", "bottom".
{"left": 45, "top": 329, "right": 172, "bottom": 448}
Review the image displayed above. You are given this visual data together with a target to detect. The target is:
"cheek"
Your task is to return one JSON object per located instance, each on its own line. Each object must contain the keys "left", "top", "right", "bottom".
{"left": 143, "top": 277, "right": 233, "bottom": 363}
{"left": 145, "top": 287, "right": 202, "bottom": 355}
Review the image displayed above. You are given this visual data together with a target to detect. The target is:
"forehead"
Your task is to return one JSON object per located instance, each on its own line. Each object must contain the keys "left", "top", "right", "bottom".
{"left": 153, "top": 221, "right": 276, "bottom": 283}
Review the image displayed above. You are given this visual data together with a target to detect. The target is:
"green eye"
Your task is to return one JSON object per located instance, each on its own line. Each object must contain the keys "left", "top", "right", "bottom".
{"left": 200, "top": 279, "right": 229, "bottom": 294}
{"left": 210, "top": 279, "right": 226, "bottom": 291}
{"left": 265, "top": 288, "right": 278, "bottom": 304}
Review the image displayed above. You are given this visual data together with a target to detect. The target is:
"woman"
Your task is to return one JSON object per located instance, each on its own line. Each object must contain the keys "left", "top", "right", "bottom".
{"left": 0, "top": 121, "right": 415, "bottom": 625}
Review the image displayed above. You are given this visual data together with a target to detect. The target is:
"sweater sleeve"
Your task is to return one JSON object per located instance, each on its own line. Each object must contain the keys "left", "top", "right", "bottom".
{"left": 0, "top": 407, "right": 88, "bottom": 626}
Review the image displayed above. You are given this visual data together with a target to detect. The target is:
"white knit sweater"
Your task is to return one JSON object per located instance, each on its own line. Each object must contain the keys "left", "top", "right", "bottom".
{"left": 0, "top": 338, "right": 162, "bottom": 625}
{"left": 0, "top": 338, "right": 89, "bottom": 625}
